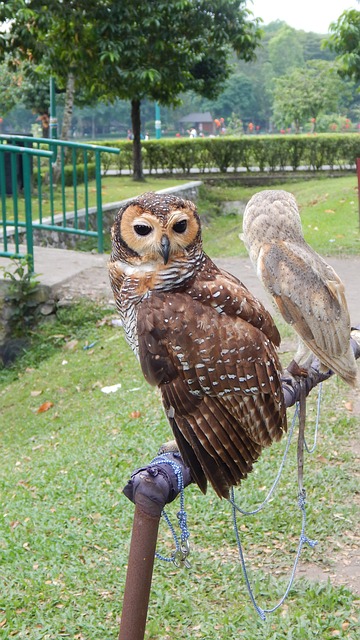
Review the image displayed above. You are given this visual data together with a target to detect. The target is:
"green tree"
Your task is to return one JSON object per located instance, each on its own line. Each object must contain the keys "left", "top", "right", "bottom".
{"left": 326, "top": 9, "right": 360, "bottom": 82}
{"left": 91, "top": 0, "right": 261, "bottom": 179}
{"left": 268, "top": 25, "right": 304, "bottom": 76}
{"left": 272, "top": 60, "right": 351, "bottom": 132}
{"left": 204, "top": 73, "right": 257, "bottom": 121}
{"left": 0, "top": 0, "right": 261, "bottom": 179}
{"left": 0, "top": 55, "right": 23, "bottom": 117}
{"left": 0, "top": 0, "right": 101, "bottom": 141}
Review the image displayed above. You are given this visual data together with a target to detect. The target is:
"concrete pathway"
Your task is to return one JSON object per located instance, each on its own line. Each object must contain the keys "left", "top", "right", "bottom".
{"left": 1, "top": 245, "right": 358, "bottom": 323}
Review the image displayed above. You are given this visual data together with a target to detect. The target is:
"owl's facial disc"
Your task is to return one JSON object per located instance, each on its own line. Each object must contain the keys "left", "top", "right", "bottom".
{"left": 119, "top": 204, "right": 201, "bottom": 264}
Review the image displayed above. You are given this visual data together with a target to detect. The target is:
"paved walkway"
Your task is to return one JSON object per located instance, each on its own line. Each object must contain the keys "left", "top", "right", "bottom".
{"left": 1, "top": 246, "right": 358, "bottom": 323}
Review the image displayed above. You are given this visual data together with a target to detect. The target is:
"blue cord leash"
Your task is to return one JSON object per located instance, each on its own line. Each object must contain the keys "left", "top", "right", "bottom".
{"left": 304, "top": 381, "right": 322, "bottom": 454}
{"left": 230, "top": 486, "right": 318, "bottom": 620}
{"left": 229, "top": 403, "right": 299, "bottom": 517}
{"left": 230, "top": 382, "right": 322, "bottom": 620}
{"left": 150, "top": 454, "right": 191, "bottom": 568}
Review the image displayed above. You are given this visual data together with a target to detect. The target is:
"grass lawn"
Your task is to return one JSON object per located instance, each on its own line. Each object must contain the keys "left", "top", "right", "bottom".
{"left": 1, "top": 174, "right": 359, "bottom": 638}
{"left": 199, "top": 175, "right": 360, "bottom": 258}
{"left": 73, "top": 173, "right": 360, "bottom": 260}
{"left": 3, "top": 175, "right": 192, "bottom": 222}
{"left": 0, "top": 302, "right": 359, "bottom": 639}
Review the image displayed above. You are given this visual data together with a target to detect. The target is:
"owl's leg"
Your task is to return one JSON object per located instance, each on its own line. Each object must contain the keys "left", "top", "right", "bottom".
{"left": 158, "top": 439, "right": 179, "bottom": 455}
{"left": 294, "top": 338, "right": 311, "bottom": 367}
{"left": 287, "top": 339, "right": 312, "bottom": 377}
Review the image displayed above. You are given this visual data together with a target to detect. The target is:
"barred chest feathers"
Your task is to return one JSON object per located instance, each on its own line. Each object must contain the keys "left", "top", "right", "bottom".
{"left": 111, "top": 253, "right": 205, "bottom": 358}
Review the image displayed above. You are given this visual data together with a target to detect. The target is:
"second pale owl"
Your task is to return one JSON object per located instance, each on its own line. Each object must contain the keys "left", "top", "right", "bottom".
{"left": 242, "top": 189, "right": 358, "bottom": 387}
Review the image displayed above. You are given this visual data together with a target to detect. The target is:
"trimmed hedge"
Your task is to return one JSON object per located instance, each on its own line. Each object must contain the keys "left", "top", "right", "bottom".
{"left": 96, "top": 134, "right": 360, "bottom": 174}
{"left": 62, "top": 162, "right": 97, "bottom": 186}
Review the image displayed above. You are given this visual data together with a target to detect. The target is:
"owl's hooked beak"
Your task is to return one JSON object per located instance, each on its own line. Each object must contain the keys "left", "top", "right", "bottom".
{"left": 160, "top": 234, "right": 170, "bottom": 264}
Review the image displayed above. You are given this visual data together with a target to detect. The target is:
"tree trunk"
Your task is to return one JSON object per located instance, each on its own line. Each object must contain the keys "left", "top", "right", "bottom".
{"left": 40, "top": 113, "right": 49, "bottom": 138}
{"left": 52, "top": 71, "right": 75, "bottom": 182}
{"left": 131, "top": 98, "right": 144, "bottom": 181}
{"left": 61, "top": 71, "right": 76, "bottom": 141}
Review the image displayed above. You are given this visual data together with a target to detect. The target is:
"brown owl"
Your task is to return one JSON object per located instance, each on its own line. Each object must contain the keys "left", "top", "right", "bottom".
{"left": 108, "top": 192, "right": 287, "bottom": 499}
{"left": 242, "top": 189, "right": 358, "bottom": 387}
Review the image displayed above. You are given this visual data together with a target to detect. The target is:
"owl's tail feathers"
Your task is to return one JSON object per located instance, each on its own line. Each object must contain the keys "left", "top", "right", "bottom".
{"left": 169, "top": 414, "right": 245, "bottom": 500}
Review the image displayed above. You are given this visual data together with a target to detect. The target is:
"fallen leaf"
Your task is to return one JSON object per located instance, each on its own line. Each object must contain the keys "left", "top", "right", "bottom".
{"left": 325, "top": 209, "right": 335, "bottom": 213}
{"left": 344, "top": 402, "right": 353, "bottom": 412}
{"left": 37, "top": 401, "right": 54, "bottom": 414}
{"left": 31, "top": 390, "right": 42, "bottom": 397}
{"left": 130, "top": 410, "right": 141, "bottom": 419}
{"left": 64, "top": 339, "right": 78, "bottom": 351}
{"left": 0, "top": 620, "right": 6, "bottom": 628}
{"left": 316, "top": 455, "right": 328, "bottom": 464}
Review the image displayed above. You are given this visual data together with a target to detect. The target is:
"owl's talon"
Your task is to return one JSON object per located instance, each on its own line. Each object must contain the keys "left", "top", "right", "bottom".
{"left": 286, "top": 359, "right": 309, "bottom": 378}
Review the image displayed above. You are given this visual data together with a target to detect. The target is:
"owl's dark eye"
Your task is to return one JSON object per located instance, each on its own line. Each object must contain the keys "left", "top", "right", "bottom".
{"left": 173, "top": 219, "right": 187, "bottom": 234}
{"left": 134, "top": 224, "right": 152, "bottom": 236}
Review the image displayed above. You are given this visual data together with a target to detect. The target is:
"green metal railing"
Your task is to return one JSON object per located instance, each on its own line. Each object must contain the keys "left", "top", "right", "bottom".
{"left": 0, "top": 135, "right": 120, "bottom": 270}
{"left": 0, "top": 144, "right": 54, "bottom": 272}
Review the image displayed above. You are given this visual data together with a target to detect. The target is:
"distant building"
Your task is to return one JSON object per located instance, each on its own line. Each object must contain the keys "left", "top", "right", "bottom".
{"left": 178, "top": 112, "right": 214, "bottom": 135}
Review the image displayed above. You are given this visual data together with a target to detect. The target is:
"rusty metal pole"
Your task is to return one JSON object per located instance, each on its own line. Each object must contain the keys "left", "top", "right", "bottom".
{"left": 118, "top": 453, "right": 192, "bottom": 640}
{"left": 118, "top": 503, "right": 161, "bottom": 640}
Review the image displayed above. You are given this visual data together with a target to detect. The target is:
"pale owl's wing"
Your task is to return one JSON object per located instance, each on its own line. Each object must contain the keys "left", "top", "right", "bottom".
{"left": 137, "top": 290, "right": 286, "bottom": 499}
{"left": 258, "top": 241, "right": 357, "bottom": 383}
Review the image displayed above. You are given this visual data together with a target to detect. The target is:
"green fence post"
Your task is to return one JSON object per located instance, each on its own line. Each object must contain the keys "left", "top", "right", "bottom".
{"left": 23, "top": 153, "right": 34, "bottom": 273}
{"left": 10, "top": 153, "right": 19, "bottom": 251}
{"left": 95, "top": 151, "right": 103, "bottom": 253}
{"left": 0, "top": 151, "right": 7, "bottom": 252}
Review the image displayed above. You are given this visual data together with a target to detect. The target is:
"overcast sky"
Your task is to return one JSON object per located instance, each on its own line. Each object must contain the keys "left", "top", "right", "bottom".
{"left": 250, "top": 0, "right": 358, "bottom": 34}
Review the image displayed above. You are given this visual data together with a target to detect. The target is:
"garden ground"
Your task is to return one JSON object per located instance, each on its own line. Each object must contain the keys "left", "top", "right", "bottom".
{"left": 34, "top": 245, "right": 360, "bottom": 597}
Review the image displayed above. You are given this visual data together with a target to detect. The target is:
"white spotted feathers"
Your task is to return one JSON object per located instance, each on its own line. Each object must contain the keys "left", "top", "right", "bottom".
{"left": 109, "top": 192, "right": 287, "bottom": 498}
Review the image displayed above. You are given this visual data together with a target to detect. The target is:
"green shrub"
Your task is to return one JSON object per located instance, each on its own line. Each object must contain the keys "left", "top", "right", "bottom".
{"left": 88, "top": 133, "right": 360, "bottom": 174}
{"left": 62, "top": 162, "right": 96, "bottom": 186}
{"left": 0, "top": 257, "right": 41, "bottom": 335}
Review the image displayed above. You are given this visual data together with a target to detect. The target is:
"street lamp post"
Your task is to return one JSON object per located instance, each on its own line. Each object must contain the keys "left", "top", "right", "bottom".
{"left": 49, "top": 77, "right": 57, "bottom": 140}
{"left": 155, "top": 103, "right": 161, "bottom": 140}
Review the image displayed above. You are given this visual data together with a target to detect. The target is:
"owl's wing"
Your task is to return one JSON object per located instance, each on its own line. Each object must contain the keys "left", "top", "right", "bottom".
{"left": 258, "top": 241, "right": 351, "bottom": 358}
{"left": 187, "top": 255, "right": 281, "bottom": 347}
{"left": 137, "top": 291, "right": 286, "bottom": 499}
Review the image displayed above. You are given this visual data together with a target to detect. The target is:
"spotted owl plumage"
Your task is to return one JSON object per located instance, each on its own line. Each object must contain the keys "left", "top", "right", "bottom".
{"left": 108, "top": 192, "right": 287, "bottom": 498}
{"left": 242, "top": 189, "right": 358, "bottom": 387}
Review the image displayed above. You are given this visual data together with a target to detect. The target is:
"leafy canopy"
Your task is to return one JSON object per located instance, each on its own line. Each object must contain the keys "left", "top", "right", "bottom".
{"left": 327, "top": 9, "right": 360, "bottom": 83}
{"left": 272, "top": 60, "right": 352, "bottom": 131}
{"left": 0, "top": 0, "right": 261, "bottom": 105}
